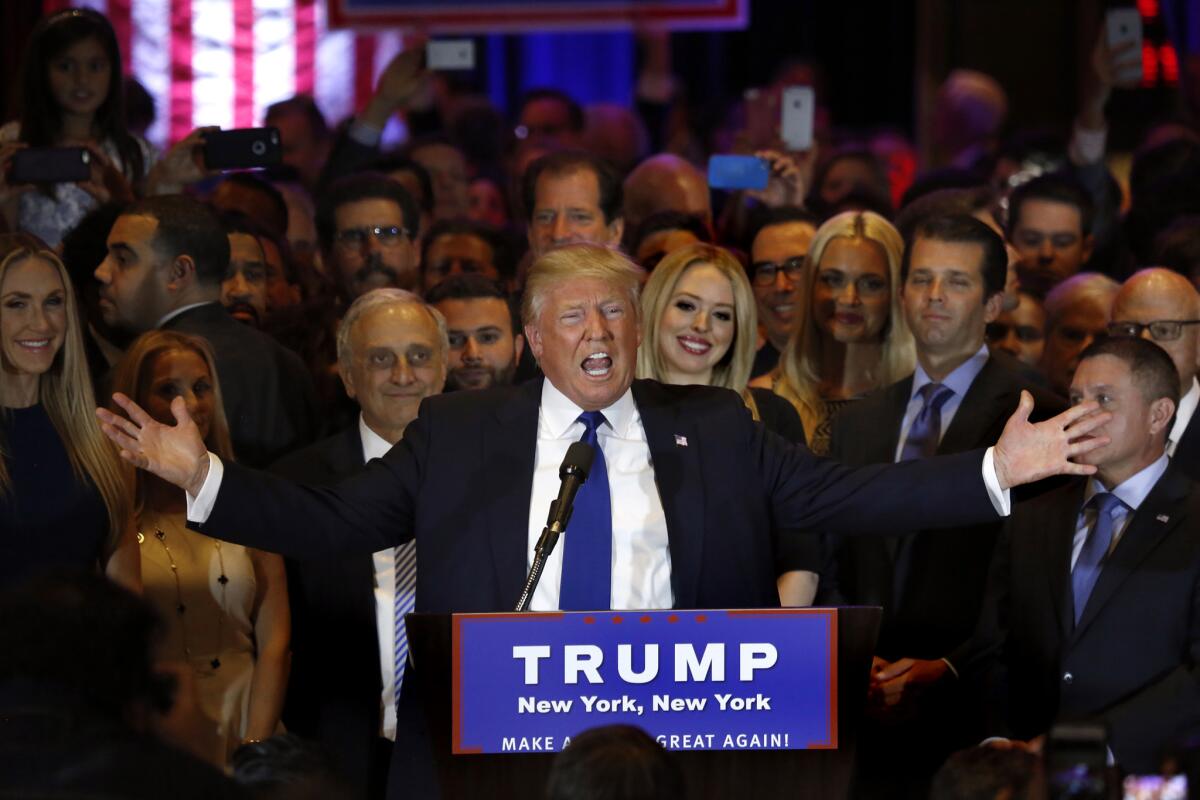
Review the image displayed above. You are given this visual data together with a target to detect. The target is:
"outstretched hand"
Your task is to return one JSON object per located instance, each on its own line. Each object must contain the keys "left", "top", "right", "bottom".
{"left": 96, "top": 394, "right": 211, "bottom": 496}
{"left": 993, "top": 391, "right": 1110, "bottom": 490}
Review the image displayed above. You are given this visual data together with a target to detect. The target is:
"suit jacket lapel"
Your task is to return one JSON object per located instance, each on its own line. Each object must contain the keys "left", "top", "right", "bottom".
{"left": 487, "top": 380, "right": 542, "bottom": 608}
{"left": 633, "top": 381, "right": 705, "bottom": 609}
{"left": 1046, "top": 482, "right": 1086, "bottom": 639}
{"left": 1073, "top": 466, "right": 1191, "bottom": 638}
{"left": 938, "top": 359, "right": 1016, "bottom": 455}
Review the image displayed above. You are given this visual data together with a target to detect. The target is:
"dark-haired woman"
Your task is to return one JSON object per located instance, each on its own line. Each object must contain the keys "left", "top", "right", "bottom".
{"left": 0, "top": 8, "right": 154, "bottom": 246}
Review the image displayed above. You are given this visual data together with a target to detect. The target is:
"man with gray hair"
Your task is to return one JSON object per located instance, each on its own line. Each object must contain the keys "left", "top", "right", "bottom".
{"left": 269, "top": 288, "right": 446, "bottom": 799}
{"left": 1038, "top": 272, "right": 1120, "bottom": 396}
{"left": 100, "top": 243, "right": 1110, "bottom": 800}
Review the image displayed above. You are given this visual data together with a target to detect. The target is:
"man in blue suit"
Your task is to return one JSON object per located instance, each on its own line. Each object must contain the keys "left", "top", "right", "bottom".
{"left": 99, "top": 243, "right": 1110, "bottom": 798}
{"left": 965, "top": 336, "right": 1200, "bottom": 772}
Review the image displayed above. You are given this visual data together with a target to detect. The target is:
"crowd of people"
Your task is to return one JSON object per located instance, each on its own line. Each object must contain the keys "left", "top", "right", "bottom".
{"left": 2, "top": 5, "right": 1200, "bottom": 799}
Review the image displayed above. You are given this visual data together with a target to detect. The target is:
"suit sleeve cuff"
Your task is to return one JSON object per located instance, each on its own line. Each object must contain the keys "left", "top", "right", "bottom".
{"left": 186, "top": 452, "right": 224, "bottom": 523}
{"left": 941, "top": 657, "right": 959, "bottom": 679}
{"left": 983, "top": 447, "right": 1012, "bottom": 516}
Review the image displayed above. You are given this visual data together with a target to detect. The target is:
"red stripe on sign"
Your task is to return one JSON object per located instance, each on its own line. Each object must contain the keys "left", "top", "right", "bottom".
{"left": 42, "top": 0, "right": 73, "bottom": 13}
{"left": 354, "top": 34, "right": 376, "bottom": 114}
{"left": 107, "top": 0, "right": 133, "bottom": 75}
{"left": 232, "top": 0, "right": 255, "bottom": 127}
{"left": 169, "top": 0, "right": 193, "bottom": 144}
{"left": 294, "top": 0, "right": 317, "bottom": 96}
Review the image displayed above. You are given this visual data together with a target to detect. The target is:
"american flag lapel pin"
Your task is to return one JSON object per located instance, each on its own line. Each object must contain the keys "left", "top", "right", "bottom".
{"left": 1156, "top": 514, "right": 1170, "bottom": 523}
{"left": 674, "top": 434, "right": 688, "bottom": 447}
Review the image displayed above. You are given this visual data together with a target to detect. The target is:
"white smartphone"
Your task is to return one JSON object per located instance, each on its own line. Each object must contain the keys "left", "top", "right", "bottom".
{"left": 1106, "top": 8, "right": 1143, "bottom": 84}
{"left": 781, "top": 85, "right": 815, "bottom": 151}
{"left": 426, "top": 39, "right": 475, "bottom": 71}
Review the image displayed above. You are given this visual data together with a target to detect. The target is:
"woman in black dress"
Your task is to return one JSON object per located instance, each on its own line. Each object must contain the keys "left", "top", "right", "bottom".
{"left": 0, "top": 233, "right": 136, "bottom": 590}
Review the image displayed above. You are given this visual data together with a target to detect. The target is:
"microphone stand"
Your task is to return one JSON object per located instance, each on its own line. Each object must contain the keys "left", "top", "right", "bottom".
{"left": 514, "top": 501, "right": 570, "bottom": 612}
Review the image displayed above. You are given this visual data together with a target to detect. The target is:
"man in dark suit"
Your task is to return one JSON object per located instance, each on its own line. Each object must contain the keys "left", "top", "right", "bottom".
{"left": 825, "top": 215, "right": 1064, "bottom": 797}
{"left": 95, "top": 195, "right": 318, "bottom": 466}
{"left": 967, "top": 336, "right": 1200, "bottom": 773}
{"left": 1110, "top": 268, "right": 1200, "bottom": 480}
{"left": 98, "top": 243, "right": 1110, "bottom": 800}
{"left": 271, "top": 289, "right": 447, "bottom": 799}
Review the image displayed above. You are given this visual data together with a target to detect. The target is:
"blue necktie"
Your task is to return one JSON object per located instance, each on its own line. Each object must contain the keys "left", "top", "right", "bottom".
{"left": 899, "top": 382, "right": 955, "bottom": 461}
{"left": 892, "top": 383, "right": 955, "bottom": 603}
{"left": 1072, "top": 492, "right": 1124, "bottom": 626}
{"left": 393, "top": 541, "right": 417, "bottom": 697}
{"left": 558, "top": 411, "right": 613, "bottom": 611}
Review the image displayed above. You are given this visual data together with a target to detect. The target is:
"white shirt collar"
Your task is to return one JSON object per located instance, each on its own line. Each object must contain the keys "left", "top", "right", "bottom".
{"left": 156, "top": 301, "right": 219, "bottom": 329}
{"left": 1169, "top": 377, "right": 1200, "bottom": 450}
{"left": 910, "top": 343, "right": 990, "bottom": 403}
{"left": 1085, "top": 452, "right": 1170, "bottom": 512}
{"left": 539, "top": 378, "right": 639, "bottom": 439}
{"left": 358, "top": 414, "right": 394, "bottom": 461}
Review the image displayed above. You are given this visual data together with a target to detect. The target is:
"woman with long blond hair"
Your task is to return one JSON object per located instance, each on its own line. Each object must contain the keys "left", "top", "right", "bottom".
{"left": 111, "top": 330, "right": 289, "bottom": 766}
{"left": 752, "top": 210, "right": 914, "bottom": 455}
{"left": 0, "top": 232, "right": 136, "bottom": 590}
{"left": 638, "top": 243, "right": 823, "bottom": 605}
{"left": 637, "top": 243, "right": 806, "bottom": 442}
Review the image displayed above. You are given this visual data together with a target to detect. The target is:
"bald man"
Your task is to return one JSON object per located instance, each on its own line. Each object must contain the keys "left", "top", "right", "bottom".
{"left": 623, "top": 154, "right": 712, "bottom": 234}
{"left": 1111, "top": 268, "right": 1200, "bottom": 478}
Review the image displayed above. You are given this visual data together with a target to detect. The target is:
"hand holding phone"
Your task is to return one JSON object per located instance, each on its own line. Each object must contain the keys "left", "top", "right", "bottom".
{"left": 202, "top": 127, "right": 281, "bottom": 171}
{"left": 708, "top": 155, "right": 770, "bottom": 191}
{"left": 781, "top": 86, "right": 815, "bottom": 151}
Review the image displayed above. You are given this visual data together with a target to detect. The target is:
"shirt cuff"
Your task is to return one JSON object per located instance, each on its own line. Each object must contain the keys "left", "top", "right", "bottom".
{"left": 1069, "top": 121, "right": 1108, "bottom": 165}
{"left": 348, "top": 118, "right": 384, "bottom": 148}
{"left": 940, "top": 657, "right": 959, "bottom": 679}
{"left": 185, "top": 452, "right": 224, "bottom": 524}
{"left": 982, "top": 447, "right": 1012, "bottom": 516}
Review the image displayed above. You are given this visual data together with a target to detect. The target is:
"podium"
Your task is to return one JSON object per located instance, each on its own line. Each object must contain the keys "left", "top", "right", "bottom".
{"left": 407, "top": 606, "right": 880, "bottom": 800}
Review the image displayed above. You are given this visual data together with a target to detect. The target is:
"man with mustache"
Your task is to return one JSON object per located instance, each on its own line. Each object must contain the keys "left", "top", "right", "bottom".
{"left": 218, "top": 214, "right": 272, "bottom": 328}
{"left": 96, "top": 195, "right": 318, "bottom": 467}
{"left": 316, "top": 173, "right": 422, "bottom": 302}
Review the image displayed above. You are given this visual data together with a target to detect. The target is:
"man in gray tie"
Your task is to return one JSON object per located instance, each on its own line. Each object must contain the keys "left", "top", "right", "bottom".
{"left": 269, "top": 288, "right": 447, "bottom": 799}
{"left": 823, "top": 215, "right": 1064, "bottom": 798}
{"left": 967, "top": 335, "right": 1200, "bottom": 773}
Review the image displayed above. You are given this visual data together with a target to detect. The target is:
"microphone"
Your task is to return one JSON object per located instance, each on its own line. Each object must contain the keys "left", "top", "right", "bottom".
{"left": 514, "top": 442, "right": 594, "bottom": 611}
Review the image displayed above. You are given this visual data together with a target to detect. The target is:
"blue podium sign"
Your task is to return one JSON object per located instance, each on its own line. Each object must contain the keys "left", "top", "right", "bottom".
{"left": 329, "top": 0, "right": 748, "bottom": 33}
{"left": 451, "top": 609, "right": 837, "bottom": 754}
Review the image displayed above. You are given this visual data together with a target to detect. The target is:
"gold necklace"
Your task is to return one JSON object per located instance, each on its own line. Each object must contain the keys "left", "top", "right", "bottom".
{"left": 138, "top": 527, "right": 230, "bottom": 670}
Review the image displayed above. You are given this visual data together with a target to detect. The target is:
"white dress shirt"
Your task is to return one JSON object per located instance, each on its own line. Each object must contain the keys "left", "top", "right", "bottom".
{"left": 1167, "top": 378, "right": 1200, "bottom": 457}
{"left": 527, "top": 381, "right": 673, "bottom": 611}
{"left": 187, "top": 386, "right": 1013, "bottom": 607}
{"left": 359, "top": 417, "right": 401, "bottom": 741}
{"left": 1071, "top": 453, "right": 1170, "bottom": 569}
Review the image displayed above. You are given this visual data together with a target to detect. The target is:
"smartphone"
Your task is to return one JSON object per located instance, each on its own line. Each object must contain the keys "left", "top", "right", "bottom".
{"left": 1106, "top": 8, "right": 1144, "bottom": 84}
{"left": 203, "top": 127, "right": 281, "bottom": 171}
{"left": 426, "top": 39, "right": 475, "bottom": 70}
{"left": 781, "top": 85, "right": 815, "bottom": 151}
{"left": 708, "top": 155, "right": 769, "bottom": 191}
{"left": 1045, "top": 720, "right": 1112, "bottom": 800}
{"left": 10, "top": 147, "right": 91, "bottom": 184}
{"left": 1122, "top": 774, "right": 1187, "bottom": 800}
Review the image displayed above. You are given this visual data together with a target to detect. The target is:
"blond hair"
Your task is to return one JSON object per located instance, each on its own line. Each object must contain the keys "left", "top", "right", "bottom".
{"left": 521, "top": 243, "right": 645, "bottom": 329}
{"left": 109, "top": 331, "right": 234, "bottom": 512}
{"left": 637, "top": 244, "right": 762, "bottom": 416}
{"left": 775, "top": 211, "right": 914, "bottom": 429}
{"left": 0, "top": 234, "right": 132, "bottom": 553}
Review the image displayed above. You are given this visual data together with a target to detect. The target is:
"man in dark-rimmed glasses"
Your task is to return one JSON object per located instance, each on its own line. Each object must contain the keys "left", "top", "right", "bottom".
{"left": 748, "top": 206, "right": 820, "bottom": 377}
{"left": 316, "top": 173, "right": 422, "bottom": 302}
{"left": 1110, "top": 268, "right": 1200, "bottom": 477}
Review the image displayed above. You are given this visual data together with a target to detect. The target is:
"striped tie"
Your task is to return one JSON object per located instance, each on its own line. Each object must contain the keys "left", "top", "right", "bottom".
{"left": 393, "top": 541, "right": 417, "bottom": 696}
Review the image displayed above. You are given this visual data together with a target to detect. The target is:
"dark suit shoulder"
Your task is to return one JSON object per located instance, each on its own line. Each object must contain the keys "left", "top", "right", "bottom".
{"left": 631, "top": 378, "right": 747, "bottom": 415}
{"left": 269, "top": 426, "right": 362, "bottom": 485}
{"left": 750, "top": 387, "right": 807, "bottom": 445}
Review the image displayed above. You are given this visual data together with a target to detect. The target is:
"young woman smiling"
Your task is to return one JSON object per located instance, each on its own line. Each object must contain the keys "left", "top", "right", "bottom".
{"left": 0, "top": 233, "right": 137, "bottom": 591}
{"left": 111, "top": 330, "right": 290, "bottom": 766}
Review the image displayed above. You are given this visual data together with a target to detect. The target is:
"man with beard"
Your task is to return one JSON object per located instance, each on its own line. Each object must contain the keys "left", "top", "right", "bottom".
{"left": 426, "top": 275, "right": 523, "bottom": 391}
{"left": 316, "top": 173, "right": 422, "bottom": 302}
{"left": 218, "top": 213, "right": 274, "bottom": 328}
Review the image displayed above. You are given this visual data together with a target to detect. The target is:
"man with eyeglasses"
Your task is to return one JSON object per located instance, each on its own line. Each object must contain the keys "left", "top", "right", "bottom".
{"left": 316, "top": 173, "right": 422, "bottom": 302}
{"left": 748, "top": 207, "right": 819, "bottom": 377}
{"left": 1110, "top": 268, "right": 1200, "bottom": 478}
